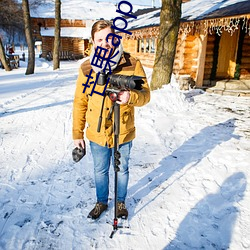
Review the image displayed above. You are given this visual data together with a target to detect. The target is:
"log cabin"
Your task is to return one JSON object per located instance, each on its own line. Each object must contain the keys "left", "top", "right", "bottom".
{"left": 30, "top": 0, "right": 250, "bottom": 94}
{"left": 30, "top": 0, "right": 119, "bottom": 60}
{"left": 31, "top": 18, "right": 93, "bottom": 60}
{"left": 118, "top": 0, "right": 250, "bottom": 93}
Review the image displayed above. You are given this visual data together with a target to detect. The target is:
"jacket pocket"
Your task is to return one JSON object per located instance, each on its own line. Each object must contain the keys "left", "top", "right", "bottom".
{"left": 120, "top": 106, "right": 135, "bottom": 134}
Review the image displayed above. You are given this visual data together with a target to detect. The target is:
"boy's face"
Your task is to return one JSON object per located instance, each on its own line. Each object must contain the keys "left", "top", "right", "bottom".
{"left": 93, "top": 27, "right": 116, "bottom": 57}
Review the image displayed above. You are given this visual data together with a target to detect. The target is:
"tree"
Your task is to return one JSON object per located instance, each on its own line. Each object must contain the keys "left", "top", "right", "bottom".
{"left": 0, "top": 37, "right": 11, "bottom": 71}
{"left": 53, "top": 0, "right": 61, "bottom": 70}
{"left": 0, "top": 0, "right": 24, "bottom": 43}
{"left": 0, "top": 0, "right": 23, "bottom": 71}
{"left": 22, "top": 0, "right": 35, "bottom": 75}
{"left": 151, "top": 0, "right": 182, "bottom": 90}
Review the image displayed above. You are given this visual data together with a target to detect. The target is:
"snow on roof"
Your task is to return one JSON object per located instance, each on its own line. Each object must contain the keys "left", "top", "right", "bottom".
{"left": 123, "top": 0, "right": 250, "bottom": 31}
{"left": 40, "top": 27, "right": 91, "bottom": 39}
{"left": 30, "top": 0, "right": 150, "bottom": 20}
{"left": 182, "top": 0, "right": 250, "bottom": 21}
{"left": 30, "top": 0, "right": 117, "bottom": 20}
{"left": 124, "top": 8, "right": 160, "bottom": 30}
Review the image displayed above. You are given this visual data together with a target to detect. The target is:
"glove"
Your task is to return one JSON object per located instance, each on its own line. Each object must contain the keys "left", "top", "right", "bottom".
{"left": 72, "top": 145, "right": 86, "bottom": 162}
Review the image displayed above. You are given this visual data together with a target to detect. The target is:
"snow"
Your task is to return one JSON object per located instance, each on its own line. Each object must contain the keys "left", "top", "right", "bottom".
{"left": 0, "top": 48, "right": 250, "bottom": 249}
{"left": 28, "top": 0, "right": 250, "bottom": 38}
{"left": 120, "top": 0, "right": 249, "bottom": 30}
{"left": 182, "top": 0, "right": 249, "bottom": 21}
{"left": 30, "top": 0, "right": 152, "bottom": 19}
{"left": 40, "top": 27, "right": 92, "bottom": 39}
{"left": 124, "top": 8, "right": 160, "bottom": 30}
{"left": 30, "top": 0, "right": 117, "bottom": 19}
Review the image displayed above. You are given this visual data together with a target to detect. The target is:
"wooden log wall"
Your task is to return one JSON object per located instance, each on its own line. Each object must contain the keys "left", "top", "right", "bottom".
{"left": 122, "top": 39, "right": 137, "bottom": 54}
{"left": 122, "top": 31, "right": 200, "bottom": 79}
{"left": 72, "top": 39, "right": 88, "bottom": 56}
{"left": 183, "top": 35, "right": 198, "bottom": 79}
{"left": 41, "top": 37, "right": 53, "bottom": 58}
{"left": 134, "top": 53, "right": 155, "bottom": 68}
{"left": 203, "top": 34, "right": 216, "bottom": 82}
{"left": 61, "top": 38, "right": 74, "bottom": 52}
{"left": 240, "top": 35, "right": 250, "bottom": 79}
{"left": 122, "top": 38, "right": 156, "bottom": 68}
{"left": 173, "top": 34, "right": 185, "bottom": 75}
{"left": 32, "top": 18, "right": 86, "bottom": 29}
{"left": 173, "top": 34, "right": 199, "bottom": 80}
{"left": 41, "top": 37, "right": 87, "bottom": 59}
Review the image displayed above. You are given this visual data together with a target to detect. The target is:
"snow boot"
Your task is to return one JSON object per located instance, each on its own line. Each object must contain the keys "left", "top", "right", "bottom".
{"left": 87, "top": 202, "right": 108, "bottom": 220}
{"left": 117, "top": 202, "right": 128, "bottom": 219}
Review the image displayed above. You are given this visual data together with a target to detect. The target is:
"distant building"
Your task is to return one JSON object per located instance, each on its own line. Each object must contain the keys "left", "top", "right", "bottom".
{"left": 29, "top": 0, "right": 149, "bottom": 61}
{"left": 30, "top": 1, "right": 118, "bottom": 60}
{"left": 31, "top": 17, "right": 93, "bottom": 60}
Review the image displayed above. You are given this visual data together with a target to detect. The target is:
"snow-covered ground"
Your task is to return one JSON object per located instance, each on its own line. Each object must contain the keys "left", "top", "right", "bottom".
{"left": 0, "top": 49, "right": 250, "bottom": 250}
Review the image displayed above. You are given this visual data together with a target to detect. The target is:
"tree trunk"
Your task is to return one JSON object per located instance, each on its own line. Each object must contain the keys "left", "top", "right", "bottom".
{"left": 22, "top": 0, "right": 35, "bottom": 75}
{"left": 151, "top": 0, "right": 182, "bottom": 90}
{"left": 53, "top": 0, "right": 61, "bottom": 70}
{"left": 0, "top": 37, "right": 11, "bottom": 71}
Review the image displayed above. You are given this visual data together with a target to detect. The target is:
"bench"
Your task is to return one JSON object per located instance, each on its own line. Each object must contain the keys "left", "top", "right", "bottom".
{"left": 9, "top": 54, "right": 20, "bottom": 69}
{"left": 0, "top": 54, "right": 20, "bottom": 69}
{"left": 46, "top": 51, "right": 75, "bottom": 61}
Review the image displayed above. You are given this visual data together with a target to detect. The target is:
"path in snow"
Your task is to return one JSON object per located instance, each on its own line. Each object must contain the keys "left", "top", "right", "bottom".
{"left": 0, "top": 60, "right": 250, "bottom": 249}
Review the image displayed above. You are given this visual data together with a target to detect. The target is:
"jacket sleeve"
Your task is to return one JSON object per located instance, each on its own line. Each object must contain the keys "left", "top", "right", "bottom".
{"left": 128, "top": 59, "right": 150, "bottom": 107}
{"left": 72, "top": 67, "right": 88, "bottom": 140}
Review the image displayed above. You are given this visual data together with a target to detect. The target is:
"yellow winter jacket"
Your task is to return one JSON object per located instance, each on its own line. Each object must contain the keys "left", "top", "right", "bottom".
{"left": 72, "top": 52, "right": 150, "bottom": 148}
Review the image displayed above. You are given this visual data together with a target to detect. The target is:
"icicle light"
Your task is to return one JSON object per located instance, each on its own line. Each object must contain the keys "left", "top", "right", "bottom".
{"left": 119, "top": 16, "right": 250, "bottom": 39}
{"left": 179, "top": 16, "right": 250, "bottom": 37}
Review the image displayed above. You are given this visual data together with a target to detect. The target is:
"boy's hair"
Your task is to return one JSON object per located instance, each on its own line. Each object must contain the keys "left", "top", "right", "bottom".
{"left": 91, "top": 20, "right": 114, "bottom": 40}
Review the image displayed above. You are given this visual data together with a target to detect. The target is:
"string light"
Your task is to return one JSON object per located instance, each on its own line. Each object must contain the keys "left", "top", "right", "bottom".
{"left": 179, "top": 15, "right": 250, "bottom": 37}
{"left": 118, "top": 15, "right": 250, "bottom": 39}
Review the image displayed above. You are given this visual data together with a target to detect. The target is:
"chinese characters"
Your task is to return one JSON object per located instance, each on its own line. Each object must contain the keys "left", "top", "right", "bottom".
{"left": 82, "top": 0, "right": 137, "bottom": 97}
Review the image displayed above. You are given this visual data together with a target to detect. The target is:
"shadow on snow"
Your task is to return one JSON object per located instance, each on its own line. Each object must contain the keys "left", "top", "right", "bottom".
{"left": 164, "top": 172, "right": 247, "bottom": 249}
{"left": 128, "top": 118, "right": 239, "bottom": 213}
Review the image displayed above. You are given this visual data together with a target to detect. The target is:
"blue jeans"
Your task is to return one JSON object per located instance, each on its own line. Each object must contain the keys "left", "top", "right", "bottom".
{"left": 90, "top": 141, "right": 132, "bottom": 205}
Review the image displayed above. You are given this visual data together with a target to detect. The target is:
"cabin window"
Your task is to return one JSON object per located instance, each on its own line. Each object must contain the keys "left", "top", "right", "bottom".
{"left": 150, "top": 38, "right": 155, "bottom": 53}
{"left": 137, "top": 39, "right": 141, "bottom": 53}
{"left": 146, "top": 38, "right": 150, "bottom": 52}
{"left": 137, "top": 38, "right": 156, "bottom": 54}
{"left": 137, "top": 38, "right": 145, "bottom": 53}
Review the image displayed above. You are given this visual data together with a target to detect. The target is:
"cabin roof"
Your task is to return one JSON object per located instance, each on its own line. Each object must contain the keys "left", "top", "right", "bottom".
{"left": 182, "top": 0, "right": 250, "bottom": 21}
{"left": 30, "top": 0, "right": 117, "bottom": 20}
{"left": 40, "top": 27, "right": 91, "bottom": 39}
{"left": 123, "top": 0, "right": 250, "bottom": 31}
{"left": 30, "top": 0, "right": 150, "bottom": 20}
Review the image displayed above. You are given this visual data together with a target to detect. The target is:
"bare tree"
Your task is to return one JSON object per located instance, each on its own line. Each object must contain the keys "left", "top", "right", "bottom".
{"left": 0, "top": 0, "right": 24, "bottom": 36}
{"left": 0, "top": 0, "right": 23, "bottom": 71}
{"left": 0, "top": 37, "right": 11, "bottom": 71}
{"left": 22, "top": 0, "right": 35, "bottom": 75}
{"left": 151, "top": 0, "right": 182, "bottom": 90}
{"left": 53, "top": 0, "right": 61, "bottom": 70}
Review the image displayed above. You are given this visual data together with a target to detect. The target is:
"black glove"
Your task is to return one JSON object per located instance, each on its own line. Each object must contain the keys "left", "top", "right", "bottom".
{"left": 72, "top": 146, "right": 86, "bottom": 162}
